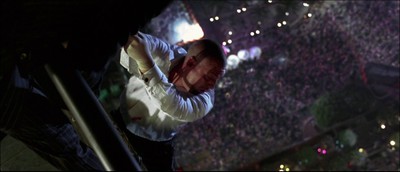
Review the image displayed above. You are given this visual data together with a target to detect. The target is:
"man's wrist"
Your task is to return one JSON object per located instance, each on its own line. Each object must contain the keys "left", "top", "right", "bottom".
{"left": 138, "top": 62, "right": 154, "bottom": 74}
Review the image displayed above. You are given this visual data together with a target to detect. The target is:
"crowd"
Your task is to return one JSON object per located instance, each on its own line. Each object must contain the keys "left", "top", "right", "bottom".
{"left": 170, "top": 0, "right": 399, "bottom": 170}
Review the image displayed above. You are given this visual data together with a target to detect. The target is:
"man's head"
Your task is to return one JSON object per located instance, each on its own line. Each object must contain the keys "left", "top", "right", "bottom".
{"left": 172, "top": 39, "right": 226, "bottom": 94}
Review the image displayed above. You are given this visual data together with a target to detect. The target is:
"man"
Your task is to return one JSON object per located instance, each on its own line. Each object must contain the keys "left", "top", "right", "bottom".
{"left": 111, "top": 32, "right": 227, "bottom": 171}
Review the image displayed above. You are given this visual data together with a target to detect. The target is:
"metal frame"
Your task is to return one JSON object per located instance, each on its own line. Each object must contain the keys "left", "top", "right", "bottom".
{"left": 42, "top": 63, "right": 142, "bottom": 171}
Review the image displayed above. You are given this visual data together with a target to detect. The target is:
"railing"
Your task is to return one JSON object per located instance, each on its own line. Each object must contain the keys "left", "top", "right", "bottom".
{"left": 39, "top": 63, "right": 142, "bottom": 171}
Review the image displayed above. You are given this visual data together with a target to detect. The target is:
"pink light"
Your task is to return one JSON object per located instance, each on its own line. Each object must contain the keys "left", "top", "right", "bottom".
{"left": 222, "top": 45, "right": 230, "bottom": 55}
{"left": 322, "top": 149, "right": 327, "bottom": 154}
{"left": 317, "top": 148, "right": 321, "bottom": 152}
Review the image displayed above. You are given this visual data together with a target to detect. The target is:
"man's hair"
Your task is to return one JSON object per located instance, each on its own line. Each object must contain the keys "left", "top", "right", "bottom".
{"left": 193, "top": 39, "right": 227, "bottom": 68}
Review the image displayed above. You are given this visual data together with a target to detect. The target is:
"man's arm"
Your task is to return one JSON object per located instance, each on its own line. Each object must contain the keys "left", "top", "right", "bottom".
{"left": 139, "top": 65, "right": 214, "bottom": 122}
{"left": 124, "top": 74, "right": 214, "bottom": 123}
{"left": 122, "top": 32, "right": 214, "bottom": 122}
{"left": 124, "top": 33, "right": 155, "bottom": 73}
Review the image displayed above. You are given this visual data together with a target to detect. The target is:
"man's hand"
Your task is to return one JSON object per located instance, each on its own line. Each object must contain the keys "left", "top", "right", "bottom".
{"left": 124, "top": 33, "right": 155, "bottom": 73}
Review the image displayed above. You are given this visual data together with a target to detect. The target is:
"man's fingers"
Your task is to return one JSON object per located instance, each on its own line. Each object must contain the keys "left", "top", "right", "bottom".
{"left": 125, "top": 34, "right": 144, "bottom": 51}
{"left": 136, "top": 32, "right": 146, "bottom": 39}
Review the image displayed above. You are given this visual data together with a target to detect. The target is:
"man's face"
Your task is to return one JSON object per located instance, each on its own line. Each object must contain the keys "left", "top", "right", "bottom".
{"left": 182, "top": 56, "right": 224, "bottom": 94}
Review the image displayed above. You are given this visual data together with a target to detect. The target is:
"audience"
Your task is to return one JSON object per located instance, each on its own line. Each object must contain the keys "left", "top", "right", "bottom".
{"left": 172, "top": 1, "right": 399, "bottom": 170}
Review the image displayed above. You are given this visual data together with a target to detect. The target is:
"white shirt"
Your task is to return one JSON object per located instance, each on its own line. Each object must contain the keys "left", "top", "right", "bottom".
{"left": 119, "top": 32, "right": 215, "bottom": 141}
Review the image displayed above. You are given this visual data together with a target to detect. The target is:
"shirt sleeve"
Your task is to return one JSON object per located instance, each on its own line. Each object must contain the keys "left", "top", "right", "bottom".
{"left": 133, "top": 32, "right": 213, "bottom": 122}
{"left": 120, "top": 31, "right": 178, "bottom": 76}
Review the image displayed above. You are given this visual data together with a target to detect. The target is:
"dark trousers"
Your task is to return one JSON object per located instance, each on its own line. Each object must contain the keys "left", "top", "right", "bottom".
{"left": 110, "top": 109, "right": 177, "bottom": 171}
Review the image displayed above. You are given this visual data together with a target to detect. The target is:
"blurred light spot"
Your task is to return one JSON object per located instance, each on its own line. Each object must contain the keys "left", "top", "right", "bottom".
{"left": 358, "top": 148, "right": 364, "bottom": 153}
{"left": 390, "top": 140, "right": 396, "bottom": 146}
